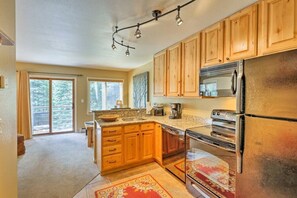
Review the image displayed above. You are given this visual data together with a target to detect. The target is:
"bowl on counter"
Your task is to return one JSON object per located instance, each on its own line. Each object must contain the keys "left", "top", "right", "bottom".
{"left": 99, "top": 114, "right": 119, "bottom": 122}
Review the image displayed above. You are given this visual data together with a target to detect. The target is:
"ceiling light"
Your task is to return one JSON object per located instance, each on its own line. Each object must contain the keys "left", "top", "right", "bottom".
{"left": 134, "top": 24, "right": 141, "bottom": 39}
{"left": 125, "top": 47, "right": 130, "bottom": 56}
{"left": 111, "top": 0, "right": 195, "bottom": 56}
{"left": 176, "top": 6, "right": 183, "bottom": 26}
{"left": 111, "top": 38, "right": 116, "bottom": 50}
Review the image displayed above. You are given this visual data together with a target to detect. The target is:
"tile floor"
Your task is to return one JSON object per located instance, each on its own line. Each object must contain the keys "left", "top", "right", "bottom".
{"left": 74, "top": 162, "right": 194, "bottom": 198}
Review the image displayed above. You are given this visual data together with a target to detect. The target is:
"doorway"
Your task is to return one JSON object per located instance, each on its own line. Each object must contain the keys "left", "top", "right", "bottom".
{"left": 30, "top": 78, "right": 75, "bottom": 135}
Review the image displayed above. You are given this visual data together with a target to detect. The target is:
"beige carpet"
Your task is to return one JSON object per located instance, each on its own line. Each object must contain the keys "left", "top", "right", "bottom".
{"left": 18, "top": 133, "right": 99, "bottom": 198}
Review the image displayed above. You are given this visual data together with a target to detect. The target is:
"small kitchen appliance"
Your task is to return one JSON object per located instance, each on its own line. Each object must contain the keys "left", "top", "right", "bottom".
{"left": 169, "top": 103, "right": 181, "bottom": 119}
{"left": 153, "top": 104, "right": 165, "bottom": 116}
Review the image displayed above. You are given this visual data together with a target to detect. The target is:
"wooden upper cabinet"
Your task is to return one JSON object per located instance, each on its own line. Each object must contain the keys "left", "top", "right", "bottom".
{"left": 153, "top": 50, "right": 167, "bottom": 96}
{"left": 167, "top": 43, "right": 182, "bottom": 97}
{"left": 201, "top": 22, "right": 224, "bottom": 67}
{"left": 181, "top": 34, "right": 200, "bottom": 97}
{"left": 225, "top": 4, "right": 258, "bottom": 61}
{"left": 259, "top": 0, "right": 297, "bottom": 55}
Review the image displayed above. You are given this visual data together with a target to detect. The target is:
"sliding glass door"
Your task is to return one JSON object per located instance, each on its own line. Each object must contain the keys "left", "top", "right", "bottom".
{"left": 30, "top": 78, "right": 74, "bottom": 135}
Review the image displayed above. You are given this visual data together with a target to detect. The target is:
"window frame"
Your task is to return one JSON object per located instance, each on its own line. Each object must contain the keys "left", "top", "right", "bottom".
{"left": 87, "top": 77, "right": 124, "bottom": 113}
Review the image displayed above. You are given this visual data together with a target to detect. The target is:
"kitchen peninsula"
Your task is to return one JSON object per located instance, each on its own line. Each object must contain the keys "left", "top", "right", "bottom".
{"left": 93, "top": 109, "right": 208, "bottom": 175}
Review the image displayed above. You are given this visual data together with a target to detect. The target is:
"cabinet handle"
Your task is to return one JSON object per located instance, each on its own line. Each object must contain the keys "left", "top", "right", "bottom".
{"left": 107, "top": 139, "right": 116, "bottom": 142}
{"left": 177, "top": 94, "right": 180, "bottom": 96}
{"left": 108, "top": 160, "right": 116, "bottom": 164}
{"left": 109, "top": 148, "right": 117, "bottom": 152}
{"left": 219, "top": 59, "right": 222, "bottom": 62}
{"left": 226, "top": 57, "right": 230, "bottom": 60}
{"left": 108, "top": 130, "right": 117, "bottom": 133}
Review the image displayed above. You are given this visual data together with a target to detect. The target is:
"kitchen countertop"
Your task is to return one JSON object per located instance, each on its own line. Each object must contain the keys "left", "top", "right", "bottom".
{"left": 96, "top": 115, "right": 209, "bottom": 131}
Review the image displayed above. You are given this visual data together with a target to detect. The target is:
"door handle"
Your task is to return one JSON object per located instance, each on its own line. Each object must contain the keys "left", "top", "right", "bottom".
{"left": 236, "top": 114, "right": 244, "bottom": 174}
{"left": 231, "top": 70, "right": 237, "bottom": 95}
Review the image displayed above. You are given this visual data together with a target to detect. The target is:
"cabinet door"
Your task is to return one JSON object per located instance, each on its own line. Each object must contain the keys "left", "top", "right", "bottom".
{"left": 182, "top": 34, "right": 200, "bottom": 97}
{"left": 259, "top": 0, "right": 297, "bottom": 55}
{"left": 225, "top": 4, "right": 258, "bottom": 61}
{"left": 166, "top": 132, "right": 179, "bottom": 153}
{"left": 153, "top": 50, "right": 167, "bottom": 96}
{"left": 201, "top": 22, "right": 224, "bottom": 67}
{"left": 141, "top": 130, "right": 154, "bottom": 160}
{"left": 124, "top": 132, "right": 140, "bottom": 164}
{"left": 167, "top": 43, "right": 182, "bottom": 96}
{"left": 154, "top": 124, "right": 162, "bottom": 164}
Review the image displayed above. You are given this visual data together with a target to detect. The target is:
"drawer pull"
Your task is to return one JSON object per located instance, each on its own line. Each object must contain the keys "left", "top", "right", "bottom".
{"left": 107, "top": 139, "right": 116, "bottom": 142}
{"left": 108, "top": 160, "right": 117, "bottom": 164}
{"left": 108, "top": 130, "right": 117, "bottom": 133}
{"left": 109, "top": 148, "right": 117, "bottom": 152}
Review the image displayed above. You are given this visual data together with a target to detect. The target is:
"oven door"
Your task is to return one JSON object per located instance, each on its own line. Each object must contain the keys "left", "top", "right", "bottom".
{"left": 186, "top": 133, "right": 236, "bottom": 198}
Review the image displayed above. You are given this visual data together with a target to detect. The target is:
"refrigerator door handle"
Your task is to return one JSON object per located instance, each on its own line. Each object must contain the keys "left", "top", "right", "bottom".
{"left": 236, "top": 61, "right": 244, "bottom": 114}
{"left": 236, "top": 114, "right": 244, "bottom": 174}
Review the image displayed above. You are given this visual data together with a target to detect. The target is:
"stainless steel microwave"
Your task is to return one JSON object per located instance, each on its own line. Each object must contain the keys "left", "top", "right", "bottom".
{"left": 199, "top": 60, "right": 243, "bottom": 97}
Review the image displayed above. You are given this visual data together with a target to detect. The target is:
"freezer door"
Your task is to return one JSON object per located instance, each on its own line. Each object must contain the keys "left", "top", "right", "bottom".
{"left": 236, "top": 116, "right": 297, "bottom": 198}
{"left": 245, "top": 50, "right": 297, "bottom": 119}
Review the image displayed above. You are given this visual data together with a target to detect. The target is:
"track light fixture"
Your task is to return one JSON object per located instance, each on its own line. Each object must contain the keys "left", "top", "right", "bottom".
{"left": 134, "top": 23, "right": 141, "bottom": 39}
{"left": 125, "top": 47, "right": 130, "bottom": 56}
{"left": 111, "top": 0, "right": 195, "bottom": 56}
{"left": 176, "top": 6, "right": 183, "bottom": 26}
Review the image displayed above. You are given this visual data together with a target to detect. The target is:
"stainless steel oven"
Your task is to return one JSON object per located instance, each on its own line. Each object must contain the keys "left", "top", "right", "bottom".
{"left": 162, "top": 125, "right": 186, "bottom": 182}
{"left": 185, "top": 110, "right": 236, "bottom": 198}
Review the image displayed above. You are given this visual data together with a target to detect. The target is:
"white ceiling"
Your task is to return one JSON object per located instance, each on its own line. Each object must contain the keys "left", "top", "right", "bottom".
{"left": 16, "top": 0, "right": 258, "bottom": 70}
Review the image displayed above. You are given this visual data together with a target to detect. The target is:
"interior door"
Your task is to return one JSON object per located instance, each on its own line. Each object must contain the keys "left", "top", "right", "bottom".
{"left": 30, "top": 78, "right": 74, "bottom": 135}
{"left": 236, "top": 116, "right": 297, "bottom": 198}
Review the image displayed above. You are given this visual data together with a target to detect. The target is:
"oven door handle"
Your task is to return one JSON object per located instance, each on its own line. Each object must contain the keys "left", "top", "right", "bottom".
{"left": 186, "top": 134, "right": 235, "bottom": 153}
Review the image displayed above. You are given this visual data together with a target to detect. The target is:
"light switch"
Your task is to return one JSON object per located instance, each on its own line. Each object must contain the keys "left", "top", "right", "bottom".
{"left": 81, "top": 99, "right": 84, "bottom": 103}
{"left": 0, "top": 118, "right": 4, "bottom": 134}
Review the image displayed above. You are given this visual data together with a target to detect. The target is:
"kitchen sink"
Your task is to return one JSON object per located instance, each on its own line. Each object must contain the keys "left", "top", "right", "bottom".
{"left": 121, "top": 117, "right": 146, "bottom": 121}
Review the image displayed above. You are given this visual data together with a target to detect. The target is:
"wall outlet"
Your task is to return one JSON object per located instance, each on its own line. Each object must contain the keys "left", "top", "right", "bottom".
{"left": 0, "top": 76, "right": 8, "bottom": 89}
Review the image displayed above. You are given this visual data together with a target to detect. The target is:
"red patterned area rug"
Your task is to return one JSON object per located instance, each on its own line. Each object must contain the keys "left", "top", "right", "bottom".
{"left": 95, "top": 174, "right": 173, "bottom": 198}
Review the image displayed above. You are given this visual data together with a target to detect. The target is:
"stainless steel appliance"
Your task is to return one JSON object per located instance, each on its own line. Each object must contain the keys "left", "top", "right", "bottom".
{"left": 199, "top": 61, "right": 241, "bottom": 97}
{"left": 186, "top": 110, "right": 236, "bottom": 198}
{"left": 153, "top": 104, "right": 165, "bottom": 116}
{"left": 169, "top": 103, "right": 182, "bottom": 119}
{"left": 162, "top": 125, "right": 186, "bottom": 182}
{"left": 235, "top": 50, "right": 297, "bottom": 197}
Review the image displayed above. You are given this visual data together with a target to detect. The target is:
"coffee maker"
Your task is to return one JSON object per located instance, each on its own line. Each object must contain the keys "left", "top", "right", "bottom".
{"left": 169, "top": 103, "right": 182, "bottom": 119}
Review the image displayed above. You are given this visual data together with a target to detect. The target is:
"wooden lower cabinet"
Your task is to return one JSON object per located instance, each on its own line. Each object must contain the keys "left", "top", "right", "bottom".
{"left": 124, "top": 132, "right": 140, "bottom": 164}
{"left": 102, "top": 153, "right": 122, "bottom": 170}
{"left": 154, "top": 124, "right": 162, "bottom": 164}
{"left": 141, "top": 130, "right": 154, "bottom": 160}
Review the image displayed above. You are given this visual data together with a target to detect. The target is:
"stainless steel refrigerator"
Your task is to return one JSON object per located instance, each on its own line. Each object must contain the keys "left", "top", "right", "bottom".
{"left": 235, "top": 50, "right": 297, "bottom": 197}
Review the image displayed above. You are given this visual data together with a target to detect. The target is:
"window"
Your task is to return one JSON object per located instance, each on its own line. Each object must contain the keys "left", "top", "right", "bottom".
{"left": 88, "top": 79, "right": 123, "bottom": 112}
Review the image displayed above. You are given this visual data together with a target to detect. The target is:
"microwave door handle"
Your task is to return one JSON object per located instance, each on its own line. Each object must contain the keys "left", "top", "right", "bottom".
{"left": 236, "top": 114, "right": 244, "bottom": 174}
{"left": 231, "top": 70, "right": 237, "bottom": 95}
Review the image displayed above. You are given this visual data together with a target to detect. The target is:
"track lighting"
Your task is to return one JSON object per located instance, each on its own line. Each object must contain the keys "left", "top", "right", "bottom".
{"left": 111, "top": 38, "right": 116, "bottom": 50}
{"left": 176, "top": 6, "right": 183, "bottom": 26}
{"left": 125, "top": 47, "right": 130, "bottom": 56}
{"left": 111, "top": 0, "right": 195, "bottom": 56}
{"left": 134, "top": 23, "right": 141, "bottom": 39}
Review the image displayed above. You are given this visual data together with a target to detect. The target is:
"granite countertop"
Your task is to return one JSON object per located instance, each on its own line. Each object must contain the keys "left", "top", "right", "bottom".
{"left": 96, "top": 115, "right": 210, "bottom": 131}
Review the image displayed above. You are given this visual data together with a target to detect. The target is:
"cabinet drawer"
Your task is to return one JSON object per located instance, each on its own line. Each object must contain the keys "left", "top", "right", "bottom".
{"left": 103, "top": 145, "right": 122, "bottom": 156}
{"left": 102, "top": 136, "right": 122, "bottom": 146}
{"left": 141, "top": 123, "right": 154, "bottom": 131}
{"left": 102, "top": 154, "right": 122, "bottom": 170}
{"left": 124, "top": 124, "right": 139, "bottom": 133}
{"left": 102, "top": 126, "right": 122, "bottom": 136}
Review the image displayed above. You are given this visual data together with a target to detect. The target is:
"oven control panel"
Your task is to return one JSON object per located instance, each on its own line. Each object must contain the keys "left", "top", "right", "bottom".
{"left": 211, "top": 109, "right": 236, "bottom": 122}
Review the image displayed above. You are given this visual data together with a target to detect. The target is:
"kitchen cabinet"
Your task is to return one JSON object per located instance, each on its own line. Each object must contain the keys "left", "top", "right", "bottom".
{"left": 123, "top": 123, "right": 155, "bottom": 164}
{"left": 181, "top": 34, "right": 200, "bottom": 97}
{"left": 167, "top": 43, "right": 182, "bottom": 97}
{"left": 154, "top": 124, "right": 162, "bottom": 164}
{"left": 153, "top": 50, "right": 167, "bottom": 96}
{"left": 259, "top": 0, "right": 297, "bottom": 55}
{"left": 225, "top": 4, "right": 258, "bottom": 61}
{"left": 124, "top": 132, "right": 140, "bottom": 164}
{"left": 141, "top": 130, "right": 154, "bottom": 160}
{"left": 201, "top": 21, "right": 224, "bottom": 67}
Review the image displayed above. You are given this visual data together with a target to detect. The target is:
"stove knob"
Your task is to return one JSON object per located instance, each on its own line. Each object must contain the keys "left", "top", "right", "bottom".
{"left": 217, "top": 112, "right": 220, "bottom": 116}
{"left": 212, "top": 112, "right": 216, "bottom": 115}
